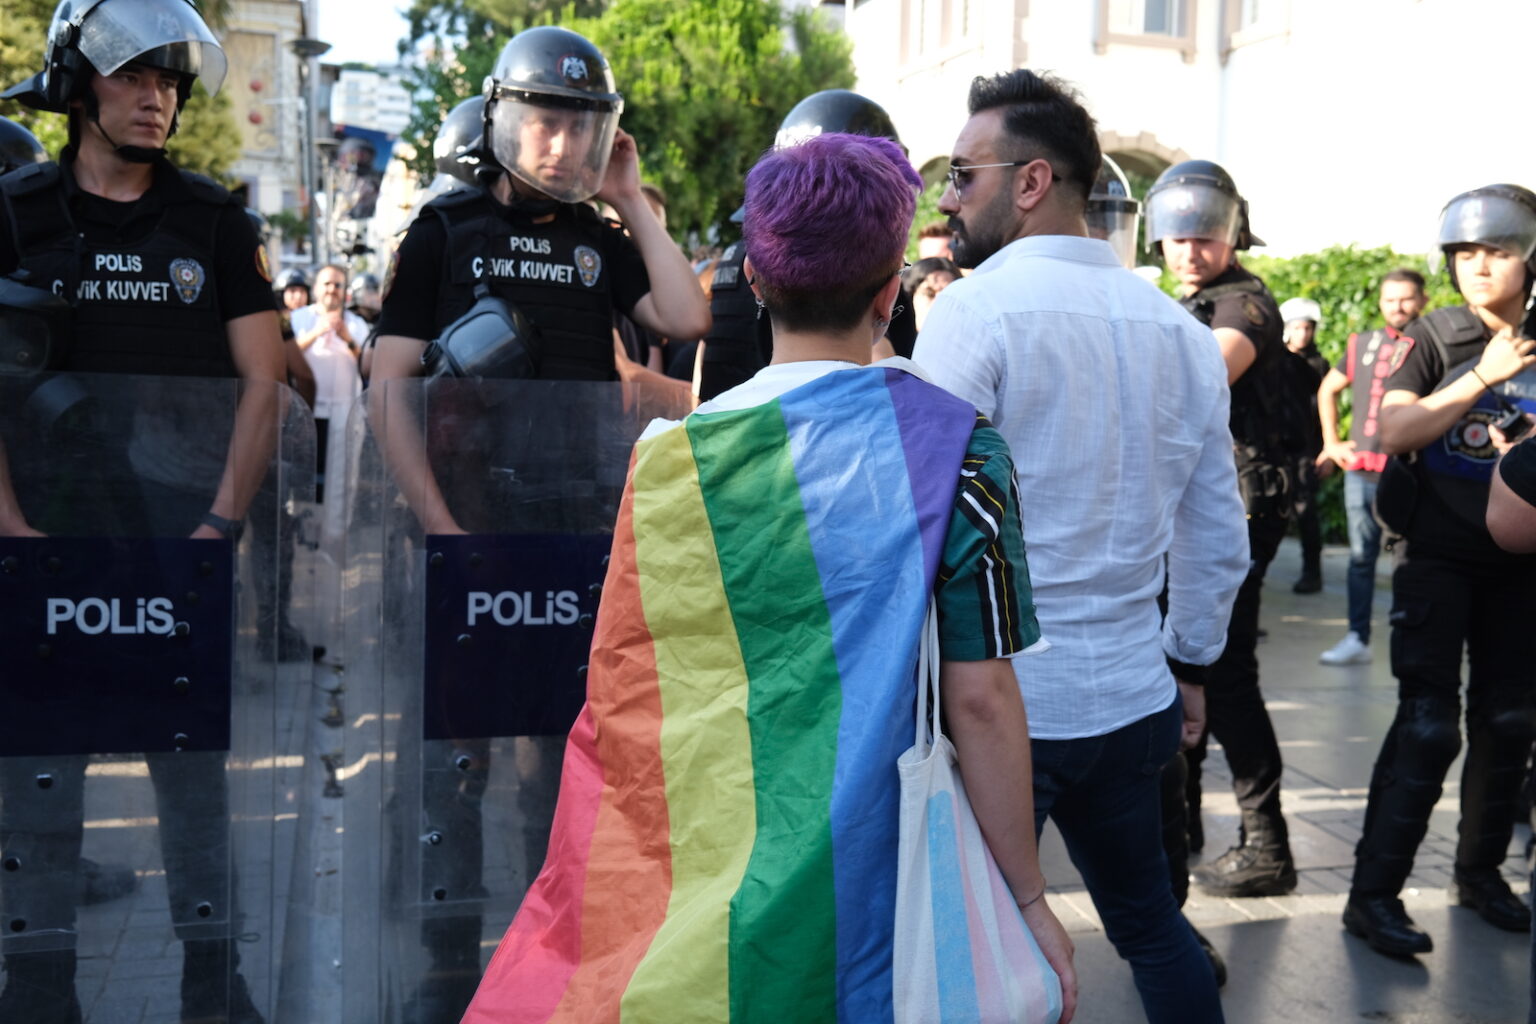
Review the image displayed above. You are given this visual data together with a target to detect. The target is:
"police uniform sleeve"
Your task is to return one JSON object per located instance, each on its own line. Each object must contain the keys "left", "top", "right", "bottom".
{"left": 1207, "top": 290, "right": 1277, "bottom": 356}
{"left": 1384, "top": 321, "right": 1444, "bottom": 397}
{"left": 600, "top": 218, "right": 651, "bottom": 319}
{"left": 374, "top": 214, "right": 449, "bottom": 341}
{"left": 213, "top": 204, "right": 279, "bottom": 320}
{"left": 935, "top": 416, "right": 1040, "bottom": 660}
{"left": 0, "top": 198, "right": 17, "bottom": 276}
{"left": 1499, "top": 437, "right": 1536, "bottom": 507}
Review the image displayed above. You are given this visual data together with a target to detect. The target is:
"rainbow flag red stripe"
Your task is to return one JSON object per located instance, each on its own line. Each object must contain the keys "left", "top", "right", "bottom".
{"left": 464, "top": 366, "right": 978, "bottom": 1023}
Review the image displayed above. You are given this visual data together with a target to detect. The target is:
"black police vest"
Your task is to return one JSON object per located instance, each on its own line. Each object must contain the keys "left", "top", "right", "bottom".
{"left": 429, "top": 189, "right": 617, "bottom": 381}
{"left": 1181, "top": 275, "right": 1294, "bottom": 466}
{"left": 0, "top": 161, "right": 235, "bottom": 377}
{"left": 698, "top": 240, "right": 771, "bottom": 400}
{"left": 1409, "top": 306, "right": 1536, "bottom": 530}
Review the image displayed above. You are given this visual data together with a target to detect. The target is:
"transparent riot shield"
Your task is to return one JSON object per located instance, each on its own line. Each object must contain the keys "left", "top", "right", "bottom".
{"left": 0, "top": 372, "right": 312, "bottom": 1023}
{"left": 342, "top": 378, "right": 691, "bottom": 1024}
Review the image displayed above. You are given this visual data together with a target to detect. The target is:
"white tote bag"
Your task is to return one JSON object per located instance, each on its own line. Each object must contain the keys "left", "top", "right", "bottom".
{"left": 893, "top": 602, "right": 1063, "bottom": 1024}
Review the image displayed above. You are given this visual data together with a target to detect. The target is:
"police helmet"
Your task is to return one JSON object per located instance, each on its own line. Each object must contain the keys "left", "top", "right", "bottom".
{"left": 2, "top": 0, "right": 226, "bottom": 115}
{"left": 434, "top": 96, "right": 486, "bottom": 187}
{"left": 1086, "top": 154, "right": 1140, "bottom": 269}
{"left": 482, "top": 27, "right": 623, "bottom": 205}
{"left": 1144, "top": 159, "right": 1264, "bottom": 252}
{"left": 276, "top": 268, "right": 309, "bottom": 291}
{"left": 1278, "top": 297, "right": 1322, "bottom": 326}
{"left": 1436, "top": 185, "right": 1536, "bottom": 288}
{"left": 0, "top": 116, "right": 48, "bottom": 174}
{"left": 244, "top": 207, "right": 271, "bottom": 244}
{"left": 336, "top": 136, "right": 377, "bottom": 172}
{"left": 774, "top": 90, "right": 902, "bottom": 149}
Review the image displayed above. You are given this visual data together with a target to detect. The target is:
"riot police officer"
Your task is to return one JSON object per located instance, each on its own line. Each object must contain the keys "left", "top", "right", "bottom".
{"left": 1346, "top": 184, "right": 1536, "bottom": 957}
{"left": 1085, "top": 152, "right": 1140, "bottom": 270}
{"left": 365, "top": 27, "right": 706, "bottom": 1022}
{"left": 371, "top": 25, "right": 707, "bottom": 533}
{"left": 698, "top": 89, "right": 915, "bottom": 399}
{"left": 0, "top": 115, "right": 47, "bottom": 174}
{"left": 1146, "top": 159, "right": 1300, "bottom": 898}
{"left": 0, "top": 0, "right": 285, "bottom": 1018}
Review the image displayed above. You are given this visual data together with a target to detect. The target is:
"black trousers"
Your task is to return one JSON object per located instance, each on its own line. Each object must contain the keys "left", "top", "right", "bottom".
{"left": 1187, "top": 515, "right": 1288, "bottom": 822}
{"left": 1353, "top": 545, "right": 1536, "bottom": 893}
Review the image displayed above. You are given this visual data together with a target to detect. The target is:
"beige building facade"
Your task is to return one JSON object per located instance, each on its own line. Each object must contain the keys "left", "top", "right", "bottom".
{"left": 842, "top": 0, "right": 1536, "bottom": 256}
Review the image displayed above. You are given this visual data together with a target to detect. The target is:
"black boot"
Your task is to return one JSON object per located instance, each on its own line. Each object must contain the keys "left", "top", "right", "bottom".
{"left": 1451, "top": 714, "right": 1531, "bottom": 933}
{"left": 1343, "top": 894, "right": 1433, "bottom": 956}
{"left": 0, "top": 950, "right": 82, "bottom": 1024}
{"left": 1292, "top": 570, "right": 1322, "bottom": 594}
{"left": 180, "top": 939, "right": 265, "bottom": 1024}
{"left": 77, "top": 856, "right": 138, "bottom": 905}
{"left": 1352, "top": 698, "right": 1462, "bottom": 899}
{"left": 1193, "top": 809, "right": 1297, "bottom": 897}
{"left": 1452, "top": 866, "right": 1531, "bottom": 932}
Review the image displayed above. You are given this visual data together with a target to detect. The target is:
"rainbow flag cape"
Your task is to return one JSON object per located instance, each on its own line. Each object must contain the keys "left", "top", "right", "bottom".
{"left": 464, "top": 365, "right": 979, "bottom": 1023}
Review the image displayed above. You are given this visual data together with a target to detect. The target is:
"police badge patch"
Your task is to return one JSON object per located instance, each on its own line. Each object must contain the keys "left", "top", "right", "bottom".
{"left": 560, "top": 56, "right": 589, "bottom": 82}
{"left": 169, "top": 258, "right": 206, "bottom": 304}
{"left": 254, "top": 245, "right": 272, "bottom": 283}
{"left": 1242, "top": 298, "right": 1264, "bottom": 326}
{"left": 574, "top": 245, "right": 602, "bottom": 288}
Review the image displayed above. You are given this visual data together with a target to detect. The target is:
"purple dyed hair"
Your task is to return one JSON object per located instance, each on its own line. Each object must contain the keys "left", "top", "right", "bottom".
{"left": 743, "top": 133, "right": 922, "bottom": 332}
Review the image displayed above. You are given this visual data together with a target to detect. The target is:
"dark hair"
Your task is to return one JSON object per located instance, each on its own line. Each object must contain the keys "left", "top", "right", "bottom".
{"left": 966, "top": 69, "right": 1101, "bottom": 207}
{"left": 639, "top": 183, "right": 667, "bottom": 210}
{"left": 918, "top": 220, "right": 951, "bottom": 240}
{"left": 1381, "top": 267, "right": 1426, "bottom": 293}
{"left": 903, "top": 256, "right": 962, "bottom": 292}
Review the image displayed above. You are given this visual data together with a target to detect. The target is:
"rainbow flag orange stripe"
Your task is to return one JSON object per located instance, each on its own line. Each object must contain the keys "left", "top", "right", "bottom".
{"left": 465, "top": 366, "right": 978, "bottom": 1023}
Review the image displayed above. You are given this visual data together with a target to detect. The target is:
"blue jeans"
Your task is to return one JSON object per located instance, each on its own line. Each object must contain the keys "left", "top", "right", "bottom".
{"left": 1031, "top": 695, "right": 1224, "bottom": 1024}
{"left": 1344, "top": 471, "right": 1383, "bottom": 641}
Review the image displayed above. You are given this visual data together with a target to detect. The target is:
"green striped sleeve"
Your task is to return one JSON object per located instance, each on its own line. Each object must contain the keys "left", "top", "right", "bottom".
{"left": 935, "top": 416, "right": 1039, "bottom": 660}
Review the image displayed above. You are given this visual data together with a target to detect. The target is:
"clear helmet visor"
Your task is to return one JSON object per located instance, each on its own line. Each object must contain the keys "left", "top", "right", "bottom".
{"left": 1437, "top": 191, "right": 1536, "bottom": 263}
{"left": 1144, "top": 182, "right": 1241, "bottom": 249}
{"left": 489, "top": 91, "right": 621, "bottom": 205}
{"left": 73, "top": 0, "right": 226, "bottom": 95}
{"left": 1087, "top": 198, "right": 1140, "bottom": 269}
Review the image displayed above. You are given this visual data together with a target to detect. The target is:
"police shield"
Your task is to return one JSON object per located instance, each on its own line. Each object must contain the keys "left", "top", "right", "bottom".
{"left": 0, "top": 372, "right": 312, "bottom": 1021}
{"left": 340, "top": 377, "right": 690, "bottom": 1023}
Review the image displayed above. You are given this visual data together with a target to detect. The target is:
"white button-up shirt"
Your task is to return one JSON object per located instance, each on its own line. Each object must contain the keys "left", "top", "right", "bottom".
{"left": 914, "top": 234, "right": 1248, "bottom": 740}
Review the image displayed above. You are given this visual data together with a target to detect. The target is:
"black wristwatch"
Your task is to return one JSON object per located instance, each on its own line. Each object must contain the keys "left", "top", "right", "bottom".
{"left": 201, "top": 512, "right": 244, "bottom": 542}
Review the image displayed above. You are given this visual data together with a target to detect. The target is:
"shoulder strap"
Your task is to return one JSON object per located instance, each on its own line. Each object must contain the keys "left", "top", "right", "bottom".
{"left": 177, "top": 169, "right": 232, "bottom": 206}
{"left": 1196, "top": 278, "right": 1265, "bottom": 304}
{"left": 1, "top": 162, "right": 72, "bottom": 258}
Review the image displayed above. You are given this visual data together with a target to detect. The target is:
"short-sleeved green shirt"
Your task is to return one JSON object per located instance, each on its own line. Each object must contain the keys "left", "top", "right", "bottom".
{"left": 936, "top": 414, "right": 1040, "bottom": 660}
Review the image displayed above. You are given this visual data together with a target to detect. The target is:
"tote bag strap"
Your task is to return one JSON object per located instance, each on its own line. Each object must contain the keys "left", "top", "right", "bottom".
{"left": 914, "top": 600, "right": 942, "bottom": 756}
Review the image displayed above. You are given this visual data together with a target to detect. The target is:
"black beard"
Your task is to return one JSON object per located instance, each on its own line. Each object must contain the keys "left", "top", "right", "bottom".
{"left": 950, "top": 217, "right": 1006, "bottom": 270}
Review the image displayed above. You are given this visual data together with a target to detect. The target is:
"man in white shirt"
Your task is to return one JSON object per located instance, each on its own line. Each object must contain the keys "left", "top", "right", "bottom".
{"left": 290, "top": 263, "right": 365, "bottom": 499}
{"left": 914, "top": 68, "right": 1247, "bottom": 1024}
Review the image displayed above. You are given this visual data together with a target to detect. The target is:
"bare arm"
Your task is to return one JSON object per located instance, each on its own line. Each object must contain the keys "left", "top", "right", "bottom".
{"left": 1316, "top": 367, "right": 1356, "bottom": 471}
{"left": 285, "top": 339, "right": 317, "bottom": 410}
{"left": 0, "top": 438, "right": 44, "bottom": 537}
{"left": 193, "top": 311, "right": 285, "bottom": 539}
{"left": 369, "top": 334, "right": 464, "bottom": 535}
{"left": 1380, "top": 330, "right": 1536, "bottom": 455}
{"left": 941, "top": 657, "right": 1076, "bottom": 1023}
{"left": 1213, "top": 326, "right": 1256, "bottom": 385}
{"left": 598, "top": 131, "right": 711, "bottom": 341}
{"left": 1488, "top": 451, "right": 1536, "bottom": 553}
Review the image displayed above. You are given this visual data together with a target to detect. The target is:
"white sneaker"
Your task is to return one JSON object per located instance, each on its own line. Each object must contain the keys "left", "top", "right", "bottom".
{"left": 1320, "top": 631, "right": 1372, "bottom": 665}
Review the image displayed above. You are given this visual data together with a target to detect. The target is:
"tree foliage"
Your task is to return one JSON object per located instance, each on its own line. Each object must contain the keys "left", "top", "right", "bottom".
{"left": 0, "top": 0, "right": 241, "bottom": 179}
{"left": 398, "top": 0, "right": 855, "bottom": 243}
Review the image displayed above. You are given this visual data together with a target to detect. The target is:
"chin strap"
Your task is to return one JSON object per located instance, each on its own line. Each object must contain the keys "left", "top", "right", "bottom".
{"left": 81, "top": 86, "right": 177, "bottom": 164}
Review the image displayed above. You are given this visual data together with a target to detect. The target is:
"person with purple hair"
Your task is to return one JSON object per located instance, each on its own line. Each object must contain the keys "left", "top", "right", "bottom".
{"left": 462, "top": 131, "right": 1077, "bottom": 1021}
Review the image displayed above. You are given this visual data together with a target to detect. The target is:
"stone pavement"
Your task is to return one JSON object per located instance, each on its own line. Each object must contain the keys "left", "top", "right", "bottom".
{"left": 1043, "top": 538, "right": 1531, "bottom": 1024}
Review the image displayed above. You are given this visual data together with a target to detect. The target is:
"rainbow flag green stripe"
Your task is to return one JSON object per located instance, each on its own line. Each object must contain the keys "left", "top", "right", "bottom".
{"left": 465, "top": 366, "right": 977, "bottom": 1023}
